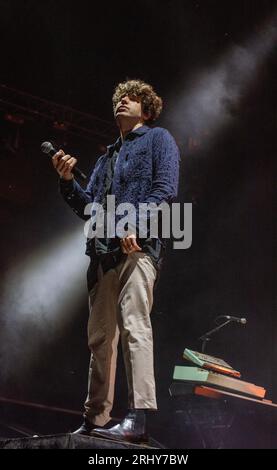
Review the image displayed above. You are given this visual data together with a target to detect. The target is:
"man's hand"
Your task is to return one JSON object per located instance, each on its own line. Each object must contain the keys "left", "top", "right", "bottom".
{"left": 52, "top": 149, "right": 77, "bottom": 181}
{"left": 120, "top": 234, "right": 142, "bottom": 254}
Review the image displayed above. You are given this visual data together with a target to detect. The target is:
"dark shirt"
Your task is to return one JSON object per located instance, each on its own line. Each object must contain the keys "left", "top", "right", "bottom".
{"left": 86, "top": 140, "right": 165, "bottom": 291}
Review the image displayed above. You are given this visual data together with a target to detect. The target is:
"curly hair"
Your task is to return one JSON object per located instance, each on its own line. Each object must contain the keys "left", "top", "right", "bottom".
{"left": 112, "top": 79, "right": 163, "bottom": 123}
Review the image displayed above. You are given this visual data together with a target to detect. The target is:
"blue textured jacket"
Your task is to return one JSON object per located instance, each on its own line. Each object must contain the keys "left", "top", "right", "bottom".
{"left": 60, "top": 125, "right": 180, "bottom": 223}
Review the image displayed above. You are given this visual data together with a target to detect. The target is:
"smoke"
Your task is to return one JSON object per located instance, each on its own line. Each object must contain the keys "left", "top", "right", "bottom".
{"left": 170, "top": 14, "right": 277, "bottom": 143}
{"left": 0, "top": 229, "right": 88, "bottom": 380}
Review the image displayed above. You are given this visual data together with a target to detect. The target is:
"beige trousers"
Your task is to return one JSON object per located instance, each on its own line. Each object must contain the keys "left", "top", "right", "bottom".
{"left": 84, "top": 252, "right": 157, "bottom": 426}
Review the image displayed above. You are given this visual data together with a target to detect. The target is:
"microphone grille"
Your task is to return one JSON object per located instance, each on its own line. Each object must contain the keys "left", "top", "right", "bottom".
{"left": 41, "top": 141, "right": 54, "bottom": 155}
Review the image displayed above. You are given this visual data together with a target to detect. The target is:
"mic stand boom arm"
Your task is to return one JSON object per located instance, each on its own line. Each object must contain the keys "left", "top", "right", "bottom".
{"left": 199, "top": 318, "right": 232, "bottom": 353}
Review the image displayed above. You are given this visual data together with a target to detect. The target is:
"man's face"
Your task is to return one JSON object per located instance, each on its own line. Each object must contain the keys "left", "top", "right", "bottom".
{"left": 114, "top": 95, "right": 149, "bottom": 125}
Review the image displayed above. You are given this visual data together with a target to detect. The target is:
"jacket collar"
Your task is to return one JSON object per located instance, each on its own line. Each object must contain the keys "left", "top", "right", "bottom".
{"left": 127, "top": 125, "right": 151, "bottom": 138}
{"left": 107, "top": 125, "right": 151, "bottom": 155}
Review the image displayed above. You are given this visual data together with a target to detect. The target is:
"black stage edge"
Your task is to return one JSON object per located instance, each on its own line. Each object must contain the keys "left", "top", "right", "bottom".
{"left": 0, "top": 433, "right": 163, "bottom": 450}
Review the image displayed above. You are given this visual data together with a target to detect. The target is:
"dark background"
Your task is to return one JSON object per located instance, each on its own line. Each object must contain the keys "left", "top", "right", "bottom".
{"left": 0, "top": 0, "right": 276, "bottom": 448}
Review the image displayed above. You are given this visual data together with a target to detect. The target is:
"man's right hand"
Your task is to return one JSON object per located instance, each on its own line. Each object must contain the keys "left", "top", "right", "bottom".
{"left": 52, "top": 149, "right": 78, "bottom": 181}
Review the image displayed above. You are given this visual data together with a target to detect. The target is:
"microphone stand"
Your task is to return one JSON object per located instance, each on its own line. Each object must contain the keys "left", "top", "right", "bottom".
{"left": 199, "top": 318, "right": 233, "bottom": 353}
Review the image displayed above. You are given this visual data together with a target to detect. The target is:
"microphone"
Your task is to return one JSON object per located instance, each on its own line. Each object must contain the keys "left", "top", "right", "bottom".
{"left": 223, "top": 315, "right": 247, "bottom": 325}
{"left": 41, "top": 141, "right": 87, "bottom": 181}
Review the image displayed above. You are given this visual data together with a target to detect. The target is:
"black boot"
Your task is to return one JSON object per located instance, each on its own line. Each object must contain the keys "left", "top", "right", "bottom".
{"left": 72, "top": 417, "right": 116, "bottom": 436}
{"left": 92, "top": 410, "right": 148, "bottom": 444}
{"left": 72, "top": 417, "right": 95, "bottom": 435}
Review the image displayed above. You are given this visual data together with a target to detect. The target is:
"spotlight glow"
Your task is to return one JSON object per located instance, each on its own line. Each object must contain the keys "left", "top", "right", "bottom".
{"left": 0, "top": 228, "right": 88, "bottom": 377}
{"left": 171, "top": 14, "right": 277, "bottom": 144}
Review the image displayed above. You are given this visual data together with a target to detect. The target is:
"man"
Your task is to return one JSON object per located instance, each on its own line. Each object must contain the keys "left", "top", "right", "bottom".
{"left": 52, "top": 79, "right": 179, "bottom": 443}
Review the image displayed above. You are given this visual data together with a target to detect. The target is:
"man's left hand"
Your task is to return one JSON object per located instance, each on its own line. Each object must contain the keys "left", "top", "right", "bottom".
{"left": 120, "top": 234, "right": 142, "bottom": 254}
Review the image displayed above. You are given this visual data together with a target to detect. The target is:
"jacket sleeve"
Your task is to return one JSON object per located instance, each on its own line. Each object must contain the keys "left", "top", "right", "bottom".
{"left": 130, "top": 128, "right": 180, "bottom": 238}
{"left": 145, "top": 128, "right": 180, "bottom": 204}
{"left": 59, "top": 157, "right": 102, "bottom": 221}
